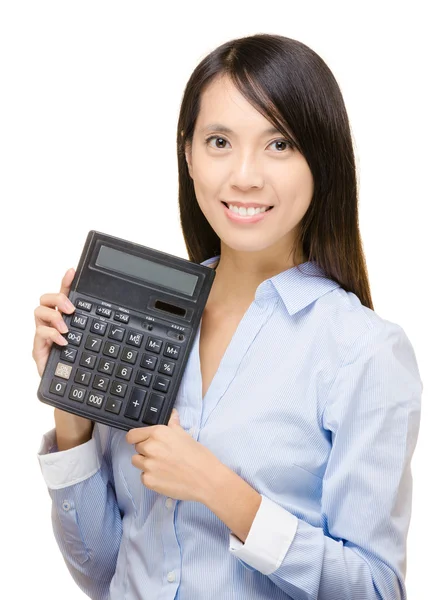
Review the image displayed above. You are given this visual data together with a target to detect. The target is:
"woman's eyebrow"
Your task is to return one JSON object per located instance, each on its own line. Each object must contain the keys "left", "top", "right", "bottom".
{"left": 201, "top": 123, "right": 280, "bottom": 135}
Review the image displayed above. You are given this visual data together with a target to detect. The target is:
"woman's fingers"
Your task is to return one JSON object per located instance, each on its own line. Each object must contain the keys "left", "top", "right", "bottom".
{"left": 32, "top": 268, "right": 76, "bottom": 377}
{"left": 34, "top": 305, "right": 70, "bottom": 332}
{"left": 38, "top": 291, "right": 75, "bottom": 313}
{"left": 60, "top": 267, "right": 76, "bottom": 297}
{"left": 32, "top": 325, "right": 68, "bottom": 374}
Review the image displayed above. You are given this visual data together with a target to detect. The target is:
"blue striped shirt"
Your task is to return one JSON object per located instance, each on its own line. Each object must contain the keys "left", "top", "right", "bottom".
{"left": 38, "top": 257, "right": 423, "bottom": 599}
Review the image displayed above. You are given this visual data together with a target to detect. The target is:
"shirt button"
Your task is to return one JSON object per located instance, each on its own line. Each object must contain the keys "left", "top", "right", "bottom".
{"left": 167, "top": 571, "right": 176, "bottom": 583}
{"left": 165, "top": 498, "right": 173, "bottom": 509}
{"left": 62, "top": 501, "right": 71, "bottom": 512}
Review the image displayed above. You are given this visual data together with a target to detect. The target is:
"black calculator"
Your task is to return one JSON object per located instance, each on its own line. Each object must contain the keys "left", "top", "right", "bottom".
{"left": 37, "top": 231, "right": 215, "bottom": 430}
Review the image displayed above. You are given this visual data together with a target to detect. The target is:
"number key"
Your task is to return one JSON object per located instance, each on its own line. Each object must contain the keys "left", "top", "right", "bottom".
{"left": 85, "top": 335, "right": 102, "bottom": 352}
{"left": 115, "top": 364, "right": 132, "bottom": 381}
{"left": 121, "top": 347, "right": 138, "bottom": 364}
{"left": 66, "top": 331, "right": 82, "bottom": 346}
{"left": 103, "top": 341, "right": 120, "bottom": 358}
{"left": 79, "top": 351, "right": 97, "bottom": 369}
{"left": 92, "top": 374, "right": 110, "bottom": 392}
{"left": 97, "top": 358, "right": 115, "bottom": 375}
{"left": 74, "top": 368, "right": 92, "bottom": 385}
{"left": 110, "top": 381, "right": 128, "bottom": 397}
{"left": 69, "top": 385, "right": 86, "bottom": 403}
{"left": 49, "top": 380, "right": 67, "bottom": 396}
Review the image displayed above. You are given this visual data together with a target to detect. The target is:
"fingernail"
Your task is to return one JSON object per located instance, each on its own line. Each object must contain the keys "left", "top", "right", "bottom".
{"left": 58, "top": 335, "right": 68, "bottom": 345}
{"left": 63, "top": 300, "right": 75, "bottom": 312}
{"left": 59, "top": 321, "right": 68, "bottom": 333}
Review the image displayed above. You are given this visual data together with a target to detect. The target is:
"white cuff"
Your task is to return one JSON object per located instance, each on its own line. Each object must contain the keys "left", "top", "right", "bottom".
{"left": 37, "top": 428, "right": 101, "bottom": 490}
{"left": 229, "top": 494, "right": 298, "bottom": 575}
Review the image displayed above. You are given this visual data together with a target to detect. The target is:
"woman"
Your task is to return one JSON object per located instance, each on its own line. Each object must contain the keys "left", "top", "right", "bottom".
{"left": 33, "top": 33, "right": 423, "bottom": 599}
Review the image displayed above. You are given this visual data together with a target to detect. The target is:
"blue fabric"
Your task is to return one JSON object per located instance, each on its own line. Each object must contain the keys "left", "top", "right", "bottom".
{"left": 41, "top": 257, "right": 422, "bottom": 599}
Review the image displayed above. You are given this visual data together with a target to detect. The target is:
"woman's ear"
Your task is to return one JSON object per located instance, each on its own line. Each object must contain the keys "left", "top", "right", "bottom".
{"left": 185, "top": 142, "right": 193, "bottom": 179}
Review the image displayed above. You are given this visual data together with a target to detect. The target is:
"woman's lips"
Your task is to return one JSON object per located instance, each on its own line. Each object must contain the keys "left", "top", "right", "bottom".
{"left": 221, "top": 201, "right": 274, "bottom": 224}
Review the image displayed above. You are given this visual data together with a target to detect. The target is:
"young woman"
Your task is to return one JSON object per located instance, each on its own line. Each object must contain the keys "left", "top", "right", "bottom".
{"left": 33, "top": 33, "right": 423, "bottom": 599}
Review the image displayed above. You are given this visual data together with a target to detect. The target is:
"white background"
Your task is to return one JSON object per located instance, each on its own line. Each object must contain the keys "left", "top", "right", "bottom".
{"left": 0, "top": 1, "right": 435, "bottom": 598}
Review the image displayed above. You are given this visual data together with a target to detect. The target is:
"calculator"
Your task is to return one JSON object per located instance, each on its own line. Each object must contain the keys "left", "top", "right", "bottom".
{"left": 37, "top": 231, "right": 216, "bottom": 431}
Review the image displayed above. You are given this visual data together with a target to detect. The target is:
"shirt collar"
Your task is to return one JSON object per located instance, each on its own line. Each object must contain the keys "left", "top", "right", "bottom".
{"left": 200, "top": 255, "right": 341, "bottom": 316}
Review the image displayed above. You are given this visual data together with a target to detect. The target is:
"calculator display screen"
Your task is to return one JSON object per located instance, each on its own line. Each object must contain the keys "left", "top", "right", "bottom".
{"left": 95, "top": 245, "right": 199, "bottom": 296}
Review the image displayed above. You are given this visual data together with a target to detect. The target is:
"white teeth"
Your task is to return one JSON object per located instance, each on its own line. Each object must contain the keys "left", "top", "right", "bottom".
{"left": 227, "top": 204, "right": 270, "bottom": 216}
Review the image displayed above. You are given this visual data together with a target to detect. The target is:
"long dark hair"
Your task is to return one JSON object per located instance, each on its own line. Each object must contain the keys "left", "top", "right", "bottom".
{"left": 176, "top": 33, "right": 373, "bottom": 310}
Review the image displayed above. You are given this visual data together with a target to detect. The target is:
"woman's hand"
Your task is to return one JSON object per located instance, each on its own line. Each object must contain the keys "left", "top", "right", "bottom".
{"left": 32, "top": 268, "right": 76, "bottom": 377}
{"left": 126, "top": 409, "right": 224, "bottom": 503}
{"left": 33, "top": 268, "right": 93, "bottom": 450}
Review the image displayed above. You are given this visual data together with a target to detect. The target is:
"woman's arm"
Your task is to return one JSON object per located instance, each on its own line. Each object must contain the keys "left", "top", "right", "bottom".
{"left": 202, "top": 321, "right": 422, "bottom": 600}
{"left": 38, "top": 422, "right": 122, "bottom": 599}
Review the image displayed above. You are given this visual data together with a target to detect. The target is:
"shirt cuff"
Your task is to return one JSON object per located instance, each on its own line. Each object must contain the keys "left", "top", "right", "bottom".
{"left": 229, "top": 494, "right": 298, "bottom": 575}
{"left": 37, "top": 427, "right": 101, "bottom": 490}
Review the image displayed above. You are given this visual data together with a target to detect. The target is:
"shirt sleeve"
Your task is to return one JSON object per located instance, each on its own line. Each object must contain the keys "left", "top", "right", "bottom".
{"left": 228, "top": 319, "right": 422, "bottom": 600}
{"left": 37, "top": 422, "right": 122, "bottom": 600}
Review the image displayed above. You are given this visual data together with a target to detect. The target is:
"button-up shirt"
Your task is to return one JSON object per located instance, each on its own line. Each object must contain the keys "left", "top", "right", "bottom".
{"left": 37, "top": 257, "right": 423, "bottom": 599}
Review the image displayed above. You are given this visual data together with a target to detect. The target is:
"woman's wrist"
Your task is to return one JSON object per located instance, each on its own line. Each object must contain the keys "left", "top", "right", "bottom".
{"left": 54, "top": 408, "right": 94, "bottom": 451}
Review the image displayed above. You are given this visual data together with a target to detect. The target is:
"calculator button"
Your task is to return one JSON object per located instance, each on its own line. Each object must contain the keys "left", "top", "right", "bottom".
{"left": 121, "top": 347, "right": 138, "bottom": 364}
{"left": 115, "top": 364, "right": 132, "bottom": 380}
{"left": 85, "top": 335, "right": 102, "bottom": 352}
{"left": 92, "top": 374, "right": 110, "bottom": 392}
{"left": 49, "top": 380, "right": 67, "bottom": 396}
{"left": 158, "top": 359, "right": 175, "bottom": 376}
{"left": 110, "top": 381, "right": 128, "bottom": 397}
{"left": 142, "top": 393, "right": 165, "bottom": 425}
{"left": 135, "top": 370, "right": 152, "bottom": 387}
{"left": 91, "top": 319, "right": 108, "bottom": 336}
{"left": 103, "top": 341, "right": 120, "bottom": 358}
{"left": 163, "top": 343, "right": 180, "bottom": 359}
{"left": 80, "top": 352, "right": 97, "bottom": 369}
{"left": 140, "top": 354, "right": 158, "bottom": 370}
{"left": 75, "top": 368, "right": 92, "bottom": 385}
{"left": 69, "top": 386, "right": 86, "bottom": 403}
{"left": 96, "top": 306, "right": 112, "bottom": 318}
{"left": 124, "top": 387, "right": 147, "bottom": 420}
{"left": 60, "top": 347, "right": 78, "bottom": 363}
{"left": 115, "top": 312, "right": 130, "bottom": 324}
{"left": 152, "top": 375, "right": 170, "bottom": 393}
{"left": 126, "top": 331, "right": 144, "bottom": 347}
{"left": 146, "top": 337, "right": 162, "bottom": 354}
{"left": 66, "top": 331, "right": 82, "bottom": 346}
{"left": 76, "top": 299, "right": 92, "bottom": 312}
{"left": 108, "top": 326, "right": 125, "bottom": 342}
{"left": 105, "top": 397, "right": 122, "bottom": 415}
{"left": 54, "top": 362, "right": 73, "bottom": 380}
{"left": 71, "top": 314, "right": 89, "bottom": 330}
{"left": 86, "top": 391, "right": 104, "bottom": 409}
{"left": 97, "top": 358, "right": 115, "bottom": 375}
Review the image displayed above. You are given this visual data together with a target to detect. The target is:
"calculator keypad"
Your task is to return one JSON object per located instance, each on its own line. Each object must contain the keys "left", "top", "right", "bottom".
{"left": 47, "top": 297, "right": 184, "bottom": 428}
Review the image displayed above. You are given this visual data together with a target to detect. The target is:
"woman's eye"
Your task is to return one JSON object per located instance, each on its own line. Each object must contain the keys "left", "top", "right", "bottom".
{"left": 205, "top": 136, "right": 229, "bottom": 149}
{"left": 268, "top": 139, "right": 292, "bottom": 152}
{"left": 205, "top": 136, "right": 292, "bottom": 152}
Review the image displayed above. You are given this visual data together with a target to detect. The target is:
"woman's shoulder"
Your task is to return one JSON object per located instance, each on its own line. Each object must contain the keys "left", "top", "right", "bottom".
{"left": 315, "top": 285, "right": 415, "bottom": 365}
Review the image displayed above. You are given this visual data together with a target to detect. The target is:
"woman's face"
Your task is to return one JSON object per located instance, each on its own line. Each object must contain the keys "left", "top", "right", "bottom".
{"left": 185, "top": 75, "right": 314, "bottom": 259}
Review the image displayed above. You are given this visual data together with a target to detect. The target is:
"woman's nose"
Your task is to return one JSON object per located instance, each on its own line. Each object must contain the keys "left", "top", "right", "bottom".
{"left": 229, "top": 153, "right": 264, "bottom": 191}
